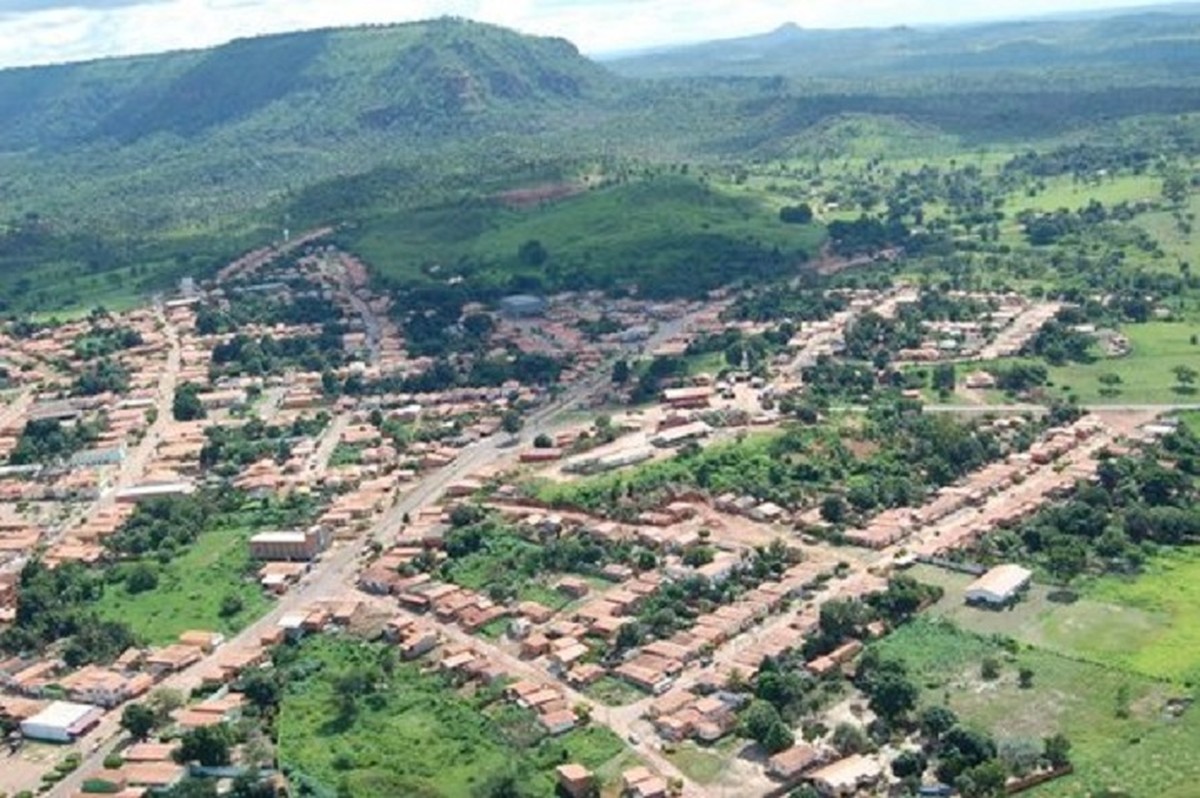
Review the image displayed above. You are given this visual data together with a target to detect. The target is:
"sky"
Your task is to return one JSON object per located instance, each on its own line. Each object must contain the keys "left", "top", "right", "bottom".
{"left": 0, "top": 0, "right": 1168, "bottom": 69}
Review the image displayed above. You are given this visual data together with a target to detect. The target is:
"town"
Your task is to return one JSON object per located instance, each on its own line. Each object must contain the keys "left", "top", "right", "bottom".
{"left": 0, "top": 218, "right": 1196, "bottom": 798}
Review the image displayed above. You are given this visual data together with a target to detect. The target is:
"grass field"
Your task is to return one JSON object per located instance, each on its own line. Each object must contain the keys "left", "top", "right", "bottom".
{"left": 908, "top": 564, "right": 1172, "bottom": 677}
{"left": 95, "top": 526, "right": 271, "bottom": 645}
{"left": 1085, "top": 548, "right": 1200, "bottom": 684}
{"left": 1014, "top": 174, "right": 1162, "bottom": 215}
{"left": 1045, "top": 323, "right": 1200, "bottom": 404}
{"left": 874, "top": 619, "right": 1200, "bottom": 798}
{"left": 278, "top": 637, "right": 632, "bottom": 797}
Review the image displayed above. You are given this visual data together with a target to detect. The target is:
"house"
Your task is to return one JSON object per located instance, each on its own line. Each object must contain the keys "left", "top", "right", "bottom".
{"left": 122, "top": 761, "right": 187, "bottom": 790}
{"left": 965, "top": 564, "right": 1032, "bottom": 606}
{"left": 539, "top": 708, "right": 577, "bottom": 736}
{"left": 661, "top": 386, "right": 713, "bottom": 409}
{"left": 144, "top": 645, "right": 202, "bottom": 675}
{"left": 556, "top": 576, "right": 590, "bottom": 599}
{"left": 768, "top": 743, "right": 823, "bottom": 782}
{"left": 623, "top": 767, "right": 669, "bottom": 798}
{"left": 178, "top": 631, "right": 224, "bottom": 654}
{"left": 20, "top": 700, "right": 104, "bottom": 742}
{"left": 806, "top": 754, "right": 882, "bottom": 797}
{"left": 556, "top": 763, "right": 595, "bottom": 798}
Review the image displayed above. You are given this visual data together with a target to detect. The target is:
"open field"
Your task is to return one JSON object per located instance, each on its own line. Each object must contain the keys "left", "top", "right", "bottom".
{"left": 1015, "top": 174, "right": 1162, "bottom": 214}
{"left": 907, "top": 564, "right": 1173, "bottom": 678}
{"left": 94, "top": 527, "right": 271, "bottom": 646}
{"left": 1085, "top": 548, "right": 1200, "bottom": 684}
{"left": 1046, "top": 323, "right": 1200, "bottom": 404}
{"left": 875, "top": 619, "right": 1200, "bottom": 798}
{"left": 278, "top": 637, "right": 632, "bottom": 797}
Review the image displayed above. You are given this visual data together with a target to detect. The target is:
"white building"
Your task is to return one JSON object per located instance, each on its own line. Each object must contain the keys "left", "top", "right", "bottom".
{"left": 20, "top": 701, "right": 104, "bottom": 742}
{"left": 965, "top": 564, "right": 1033, "bottom": 606}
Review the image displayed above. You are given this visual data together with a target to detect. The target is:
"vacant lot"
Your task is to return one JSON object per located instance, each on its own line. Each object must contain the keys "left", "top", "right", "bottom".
{"left": 95, "top": 527, "right": 271, "bottom": 645}
{"left": 278, "top": 637, "right": 632, "bottom": 797}
{"left": 875, "top": 619, "right": 1200, "bottom": 798}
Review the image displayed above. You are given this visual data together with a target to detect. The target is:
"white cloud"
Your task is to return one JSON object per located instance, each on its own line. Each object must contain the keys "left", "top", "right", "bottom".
{"left": 0, "top": 0, "right": 1158, "bottom": 68}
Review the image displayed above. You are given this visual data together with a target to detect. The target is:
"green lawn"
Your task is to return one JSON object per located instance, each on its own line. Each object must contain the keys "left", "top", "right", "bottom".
{"left": 874, "top": 619, "right": 1200, "bottom": 798}
{"left": 95, "top": 526, "right": 271, "bottom": 645}
{"left": 278, "top": 638, "right": 631, "bottom": 797}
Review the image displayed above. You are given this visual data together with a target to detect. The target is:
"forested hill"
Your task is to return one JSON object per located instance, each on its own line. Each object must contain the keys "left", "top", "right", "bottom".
{"left": 0, "top": 17, "right": 616, "bottom": 154}
{"left": 606, "top": 8, "right": 1200, "bottom": 80}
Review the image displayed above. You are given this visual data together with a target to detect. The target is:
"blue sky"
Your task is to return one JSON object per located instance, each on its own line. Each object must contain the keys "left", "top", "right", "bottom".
{"left": 0, "top": 0, "right": 1167, "bottom": 68}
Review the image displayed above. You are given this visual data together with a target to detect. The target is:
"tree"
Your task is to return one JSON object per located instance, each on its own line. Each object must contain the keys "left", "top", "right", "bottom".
{"left": 932, "top": 363, "right": 956, "bottom": 397}
{"left": 763, "top": 720, "right": 795, "bottom": 754}
{"left": 831, "top": 722, "right": 870, "bottom": 755}
{"left": 1163, "top": 169, "right": 1189, "bottom": 206}
{"left": 120, "top": 703, "right": 156, "bottom": 741}
{"left": 219, "top": 593, "right": 244, "bottom": 618}
{"left": 1018, "top": 667, "right": 1035, "bottom": 689}
{"left": 779, "top": 204, "right": 814, "bottom": 224}
{"left": 517, "top": 239, "right": 548, "bottom": 267}
{"left": 240, "top": 670, "right": 282, "bottom": 713}
{"left": 1047, "top": 540, "right": 1087, "bottom": 587}
{"left": 955, "top": 759, "right": 1008, "bottom": 798}
{"left": 919, "top": 705, "right": 958, "bottom": 741}
{"left": 501, "top": 410, "right": 524, "bottom": 435}
{"left": 611, "top": 359, "right": 631, "bottom": 385}
{"left": 124, "top": 563, "right": 158, "bottom": 595}
{"left": 820, "top": 495, "right": 847, "bottom": 524}
{"left": 741, "top": 700, "right": 785, "bottom": 745}
{"left": 147, "top": 688, "right": 185, "bottom": 725}
{"left": 867, "top": 672, "right": 919, "bottom": 723}
{"left": 176, "top": 724, "right": 234, "bottom": 767}
{"left": 1172, "top": 364, "right": 1198, "bottom": 396}
{"left": 172, "top": 382, "right": 206, "bottom": 421}
{"left": 533, "top": 433, "right": 554, "bottom": 449}
{"left": 980, "top": 657, "right": 1001, "bottom": 681}
{"left": 892, "top": 750, "right": 927, "bottom": 779}
{"left": 1043, "top": 733, "right": 1072, "bottom": 768}
{"left": 1097, "top": 372, "right": 1122, "bottom": 398}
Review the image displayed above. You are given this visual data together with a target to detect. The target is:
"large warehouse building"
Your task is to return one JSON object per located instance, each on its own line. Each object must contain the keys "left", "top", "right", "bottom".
{"left": 20, "top": 701, "right": 104, "bottom": 742}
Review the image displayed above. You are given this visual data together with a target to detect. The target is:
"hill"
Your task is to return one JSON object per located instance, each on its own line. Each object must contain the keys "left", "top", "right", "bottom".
{"left": 606, "top": 9, "right": 1200, "bottom": 80}
{"left": 3, "top": 12, "right": 1200, "bottom": 314}
{"left": 0, "top": 18, "right": 618, "bottom": 232}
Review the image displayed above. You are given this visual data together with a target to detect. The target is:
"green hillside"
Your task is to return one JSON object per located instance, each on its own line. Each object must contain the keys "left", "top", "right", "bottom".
{"left": 345, "top": 175, "right": 826, "bottom": 300}
{"left": 2, "top": 11, "right": 1200, "bottom": 313}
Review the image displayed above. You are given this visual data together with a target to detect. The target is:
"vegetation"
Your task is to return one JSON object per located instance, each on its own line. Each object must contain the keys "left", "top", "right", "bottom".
{"left": 277, "top": 637, "right": 629, "bottom": 797}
